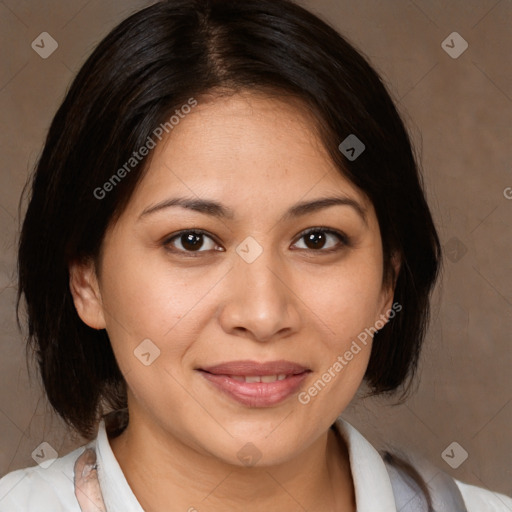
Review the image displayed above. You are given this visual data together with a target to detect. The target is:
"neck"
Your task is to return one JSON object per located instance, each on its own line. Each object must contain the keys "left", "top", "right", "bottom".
{"left": 110, "top": 414, "right": 355, "bottom": 512}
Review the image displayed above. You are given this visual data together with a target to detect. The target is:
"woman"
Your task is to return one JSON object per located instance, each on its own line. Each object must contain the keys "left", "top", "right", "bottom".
{"left": 0, "top": 0, "right": 510, "bottom": 510}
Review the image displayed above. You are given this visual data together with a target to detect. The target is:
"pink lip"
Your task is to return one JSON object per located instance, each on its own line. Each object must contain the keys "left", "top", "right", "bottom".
{"left": 198, "top": 360, "right": 310, "bottom": 407}
{"left": 201, "top": 360, "right": 309, "bottom": 376}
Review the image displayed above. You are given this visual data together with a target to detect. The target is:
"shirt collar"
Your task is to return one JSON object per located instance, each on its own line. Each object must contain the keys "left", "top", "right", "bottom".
{"left": 94, "top": 417, "right": 397, "bottom": 512}
{"left": 334, "top": 417, "right": 397, "bottom": 512}
{"left": 95, "top": 419, "right": 143, "bottom": 512}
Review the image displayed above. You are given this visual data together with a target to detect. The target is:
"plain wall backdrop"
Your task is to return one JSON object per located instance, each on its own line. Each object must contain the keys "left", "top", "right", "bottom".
{"left": 0, "top": 0, "right": 511, "bottom": 499}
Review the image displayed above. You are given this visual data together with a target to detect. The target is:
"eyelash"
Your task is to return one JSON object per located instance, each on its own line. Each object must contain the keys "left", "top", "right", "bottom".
{"left": 292, "top": 227, "right": 350, "bottom": 252}
{"left": 162, "top": 227, "right": 350, "bottom": 257}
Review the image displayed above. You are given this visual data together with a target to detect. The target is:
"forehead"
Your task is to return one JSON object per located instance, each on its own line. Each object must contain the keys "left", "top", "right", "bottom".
{"left": 127, "top": 92, "right": 370, "bottom": 216}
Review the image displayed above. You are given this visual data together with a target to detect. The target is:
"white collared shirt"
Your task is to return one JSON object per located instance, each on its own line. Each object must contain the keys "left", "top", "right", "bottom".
{"left": 0, "top": 418, "right": 510, "bottom": 511}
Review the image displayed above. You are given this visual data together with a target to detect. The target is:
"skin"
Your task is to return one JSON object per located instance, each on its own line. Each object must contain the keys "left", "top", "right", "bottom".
{"left": 70, "top": 91, "right": 398, "bottom": 512}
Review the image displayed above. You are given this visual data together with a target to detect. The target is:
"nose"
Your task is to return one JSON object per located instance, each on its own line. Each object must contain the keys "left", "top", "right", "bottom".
{"left": 217, "top": 248, "right": 302, "bottom": 343}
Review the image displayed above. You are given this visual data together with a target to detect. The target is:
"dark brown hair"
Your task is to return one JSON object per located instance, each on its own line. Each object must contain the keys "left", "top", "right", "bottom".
{"left": 18, "top": 0, "right": 441, "bottom": 440}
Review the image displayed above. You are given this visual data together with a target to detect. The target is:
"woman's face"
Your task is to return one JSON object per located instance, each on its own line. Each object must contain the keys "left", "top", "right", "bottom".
{"left": 77, "top": 92, "right": 395, "bottom": 466}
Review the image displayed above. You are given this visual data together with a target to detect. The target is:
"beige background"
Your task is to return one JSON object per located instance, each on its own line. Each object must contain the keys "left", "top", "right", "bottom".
{"left": 0, "top": 0, "right": 511, "bottom": 500}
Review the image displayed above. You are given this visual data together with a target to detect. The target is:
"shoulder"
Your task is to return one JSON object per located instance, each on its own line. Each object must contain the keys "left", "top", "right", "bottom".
{"left": 385, "top": 451, "right": 512, "bottom": 512}
{"left": 334, "top": 417, "right": 512, "bottom": 512}
{"left": 385, "top": 450, "right": 512, "bottom": 512}
{"left": 0, "top": 443, "right": 92, "bottom": 512}
{"left": 456, "top": 480, "right": 512, "bottom": 512}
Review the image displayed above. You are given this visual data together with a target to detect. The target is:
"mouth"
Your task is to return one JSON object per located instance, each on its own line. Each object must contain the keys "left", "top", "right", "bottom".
{"left": 197, "top": 360, "right": 311, "bottom": 407}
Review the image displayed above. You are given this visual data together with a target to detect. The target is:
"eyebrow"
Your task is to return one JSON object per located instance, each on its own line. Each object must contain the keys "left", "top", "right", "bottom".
{"left": 283, "top": 196, "right": 367, "bottom": 225}
{"left": 139, "top": 195, "right": 367, "bottom": 225}
{"left": 139, "top": 197, "right": 235, "bottom": 220}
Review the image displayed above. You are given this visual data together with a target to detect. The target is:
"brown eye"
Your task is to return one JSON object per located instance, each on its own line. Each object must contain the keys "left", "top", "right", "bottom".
{"left": 165, "top": 230, "right": 219, "bottom": 253}
{"left": 181, "top": 232, "right": 204, "bottom": 251}
{"left": 304, "top": 231, "right": 327, "bottom": 249}
{"left": 292, "top": 228, "right": 348, "bottom": 251}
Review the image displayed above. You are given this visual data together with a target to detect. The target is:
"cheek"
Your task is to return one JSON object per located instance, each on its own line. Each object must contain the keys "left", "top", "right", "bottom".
{"left": 292, "top": 251, "right": 384, "bottom": 408}
{"left": 97, "top": 248, "right": 215, "bottom": 417}
{"left": 297, "top": 255, "right": 385, "bottom": 343}
{"left": 296, "top": 274, "right": 378, "bottom": 419}
{"left": 98, "top": 241, "right": 227, "bottom": 366}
